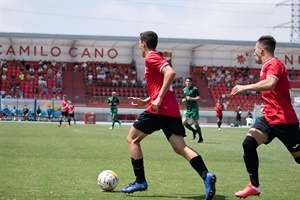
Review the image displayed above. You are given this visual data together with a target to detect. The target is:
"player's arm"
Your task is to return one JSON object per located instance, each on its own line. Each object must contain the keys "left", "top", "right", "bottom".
{"left": 231, "top": 76, "right": 277, "bottom": 95}
{"left": 186, "top": 95, "right": 200, "bottom": 101}
{"left": 128, "top": 97, "right": 150, "bottom": 106}
{"left": 152, "top": 65, "right": 176, "bottom": 108}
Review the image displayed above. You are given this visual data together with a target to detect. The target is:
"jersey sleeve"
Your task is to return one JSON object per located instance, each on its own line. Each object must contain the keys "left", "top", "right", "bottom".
{"left": 265, "top": 62, "right": 281, "bottom": 80}
{"left": 145, "top": 52, "right": 169, "bottom": 73}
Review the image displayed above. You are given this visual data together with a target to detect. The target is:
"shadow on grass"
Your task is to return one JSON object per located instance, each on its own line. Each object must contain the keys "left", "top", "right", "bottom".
{"left": 122, "top": 193, "right": 226, "bottom": 200}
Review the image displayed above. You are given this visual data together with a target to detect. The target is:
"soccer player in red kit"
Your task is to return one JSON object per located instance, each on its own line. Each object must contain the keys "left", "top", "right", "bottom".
{"left": 57, "top": 95, "right": 71, "bottom": 127}
{"left": 68, "top": 101, "right": 76, "bottom": 124}
{"left": 121, "top": 31, "right": 216, "bottom": 200}
{"left": 231, "top": 35, "right": 300, "bottom": 198}
{"left": 215, "top": 99, "right": 224, "bottom": 131}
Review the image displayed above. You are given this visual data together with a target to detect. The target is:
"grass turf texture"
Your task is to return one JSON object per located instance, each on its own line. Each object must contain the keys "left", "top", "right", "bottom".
{"left": 0, "top": 122, "right": 299, "bottom": 200}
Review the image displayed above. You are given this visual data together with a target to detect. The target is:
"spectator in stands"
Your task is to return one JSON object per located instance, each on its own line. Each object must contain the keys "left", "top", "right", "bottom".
{"left": 1, "top": 73, "right": 6, "bottom": 81}
{"left": 130, "top": 58, "right": 136, "bottom": 70}
{"left": 0, "top": 90, "right": 6, "bottom": 98}
{"left": 11, "top": 106, "right": 17, "bottom": 121}
{"left": 61, "top": 62, "right": 66, "bottom": 71}
{"left": 56, "top": 77, "right": 62, "bottom": 87}
{"left": 141, "top": 78, "right": 147, "bottom": 88}
{"left": 38, "top": 66, "right": 44, "bottom": 76}
{"left": 211, "top": 65, "right": 217, "bottom": 73}
{"left": 289, "top": 67, "right": 295, "bottom": 80}
{"left": 131, "top": 69, "right": 137, "bottom": 78}
{"left": 22, "top": 105, "right": 29, "bottom": 121}
{"left": 33, "top": 85, "right": 39, "bottom": 94}
{"left": 52, "top": 86, "right": 57, "bottom": 94}
{"left": 130, "top": 78, "right": 137, "bottom": 87}
{"left": 29, "top": 67, "right": 35, "bottom": 77}
{"left": 87, "top": 73, "right": 93, "bottom": 84}
{"left": 36, "top": 106, "right": 42, "bottom": 121}
{"left": 18, "top": 88, "right": 23, "bottom": 99}
{"left": 47, "top": 68, "right": 53, "bottom": 78}
{"left": 41, "top": 86, "right": 48, "bottom": 94}
{"left": 51, "top": 60, "right": 57, "bottom": 68}
{"left": 121, "top": 76, "right": 128, "bottom": 87}
{"left": 73, "top": 61, "right": 79, "bottom": 72}
{"left": 112, "top": 77, "right": 118, "bottom": 87}
{"left": 19, "top": 72, "right": 25, "bottom": 81}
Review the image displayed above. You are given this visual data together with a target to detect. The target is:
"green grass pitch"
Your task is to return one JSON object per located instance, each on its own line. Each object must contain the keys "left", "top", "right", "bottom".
{"left": 0, "top": 122, "right": 299, "bottom": 200}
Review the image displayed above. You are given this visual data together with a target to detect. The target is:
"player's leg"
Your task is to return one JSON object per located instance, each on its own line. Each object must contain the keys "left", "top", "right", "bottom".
{"left": 217, "top": 116, "right": 222, "bottom": 130}
{"left": 169, "top": 134, "right": 216, "bottom": 200}
{"left": 193, "top": 111, "right": 203, "bottom": 143}
{"left": 121, "top": 126, "right": 148, "bottom": 193}
{"left": 235, "top": 120, "right": 269, "bottom": 198}
{"left": 182, "top": 114, "right": 197, "bottom": 139}
{"left": 67, "top": 115, "right": 71, "bottom": 127}
{"left": 57, "top": 114, "right": 63, "bottom": 126}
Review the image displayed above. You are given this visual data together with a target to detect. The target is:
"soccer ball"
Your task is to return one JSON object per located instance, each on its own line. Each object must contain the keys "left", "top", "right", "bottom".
{"left": 97, "top": 170, "right": 118, "bottom": 191}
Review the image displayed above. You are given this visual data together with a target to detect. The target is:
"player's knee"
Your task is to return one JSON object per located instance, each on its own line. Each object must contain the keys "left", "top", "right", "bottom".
{"left": 295, "top": 156, "right": 300, "bottom": 164}
{"left": 242, "top": 136, "right": 258, "bottom": 152}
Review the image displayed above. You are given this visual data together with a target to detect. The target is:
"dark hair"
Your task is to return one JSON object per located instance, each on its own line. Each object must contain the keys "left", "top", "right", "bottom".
{"left": 140, "top": 31, "right": 158, "bottom": 50}
{"left": 257, "top": 35, "right": 276, "bottom": 54}
{"left": 185, "top": 77, "right": 193, "bottom": 82}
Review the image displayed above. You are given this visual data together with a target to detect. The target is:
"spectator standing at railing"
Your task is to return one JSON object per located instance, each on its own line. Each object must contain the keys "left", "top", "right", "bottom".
{"left": 22, "top": 105, "right": 29, "bottom": 121}
{"left": 36, "top": 106, "right": 42, "bottom": 121}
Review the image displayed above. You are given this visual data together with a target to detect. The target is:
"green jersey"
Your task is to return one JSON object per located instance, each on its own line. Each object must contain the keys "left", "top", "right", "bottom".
{"left": 183, "top": 86, "right": 200, "bottom": 120}
{"left": 107, "top": 97, "right": 120, "bottom": 116}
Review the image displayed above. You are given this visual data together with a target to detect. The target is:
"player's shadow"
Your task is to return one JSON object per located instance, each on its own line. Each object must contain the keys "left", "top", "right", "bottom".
{"left": 123, "top": 193, "right": 226, "bottom": 200}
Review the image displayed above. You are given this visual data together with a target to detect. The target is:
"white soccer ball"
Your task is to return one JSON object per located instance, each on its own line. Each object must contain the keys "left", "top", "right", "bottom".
{"left": 97, "top": 170, "right": 118, "bottom": 191}
{"left": 239, "top": 111, "right": 242, "bottom": 114}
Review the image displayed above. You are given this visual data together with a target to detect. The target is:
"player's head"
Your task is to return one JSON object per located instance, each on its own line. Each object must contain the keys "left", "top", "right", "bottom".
{"left": 254, "top": 35, "right": 276, "bottom": 64}
{"left": 139, "top": 31, "right": 158, "bottom": 57}
{"left": 62, "top": 95, "right": 66, "bottom": 100}
{"left": 185, "top": 77, "right": 193, "bottom": 87}
{"left": 112, "top": 91, "right": 117, "bottom": 97}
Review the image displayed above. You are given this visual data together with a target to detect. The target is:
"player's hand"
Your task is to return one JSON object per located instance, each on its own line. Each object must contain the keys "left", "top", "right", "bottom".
{"left": 128, "top": 97, "right": 147, "bottom": 107}
{"left": 186, "top": 96, "right": 191, "bottom": 100}
{"left": 151, "top": 97, "right": 162, "bottom": 112}
{"left": 231, "top": 85, "right": 244, "bottom": 95}
{"left": 260, "top": 104, "right": 266, "bottom": 114}
{"left": 182, "top": 98, "right": 186, "bottom": 102}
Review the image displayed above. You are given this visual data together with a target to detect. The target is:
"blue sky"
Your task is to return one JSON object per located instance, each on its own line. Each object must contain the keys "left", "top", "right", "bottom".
{"left": 0, "top": 0, "right": 292, "bottom": 42}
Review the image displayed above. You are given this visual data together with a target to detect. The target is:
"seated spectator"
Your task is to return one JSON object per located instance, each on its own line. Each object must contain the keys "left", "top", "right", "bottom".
{"left": 36, "top": 106, "right": 42, "bottom": 121}
{"left": 52, "top": 86, "right": 57, "bottom": 94}
{"left": 56, "top": 77, "right": 62, "bottom": 87}
{"left": 19, "top": 72, "right": 25, "bottom": 81}
{"left": 87, "top": 73, "right": 93, "bottom": 84}
{"left": 51, "top": 60, "right": 57, "bottom": 68}
{"left": 11, "top": 106, "right": 17, "bottom": 120}
{"left": 130, "top": 78, "right": 137, "bottom": 87}
{"left": 47, "top": 68, "right": 53, "bottom": 78}
{"left": 141, "top": 78, "right": 147, "bottom": 88}
{"left": 1, "top": 74, "right": 6, "bottom": 81}
{"left": 41, "top": 86, "right": 48, "bottom": 94}
{"left": 47, "top": 106, "right": 52, "bottom": 121}
{"left": 33, "top": 85, "right": 39, "bottom": 94}
{"left": 2, "top": 105, "right": 11, "bottom": 120}
{"left": 22, "top": 105, "right": 29, "bottom": 121}
{"left": 112, "top": 78, "right": 118, "bottom": 87}
{"left": 18, "top": 89, "right": 23, "bottom": 99}
{"left": 61, "top": 62, "right": 66, "bottom": 71}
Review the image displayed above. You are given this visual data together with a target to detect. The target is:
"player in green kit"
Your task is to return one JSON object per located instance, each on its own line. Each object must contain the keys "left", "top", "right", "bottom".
{"left": 182, "top": 77, "right": 203, "bottom": 143}
{"left": 107, "top": 91, "right": 121, "bottom": 129}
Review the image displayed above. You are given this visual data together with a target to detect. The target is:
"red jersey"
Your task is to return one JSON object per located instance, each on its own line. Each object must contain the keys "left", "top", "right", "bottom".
{"left": 215, "top": 103, "right": 224, "bottom": 116}
{"left": 144, "top": 51, "right": 181, "bottom": 117}
{"left": 61, "top": 99, "right": 68, "bottom": 112}
{"left": 260, "top": 58, "right": 298, "bottom": 124}
{"left": 69, "top": 104, "right": 75, "bottom": 114}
